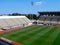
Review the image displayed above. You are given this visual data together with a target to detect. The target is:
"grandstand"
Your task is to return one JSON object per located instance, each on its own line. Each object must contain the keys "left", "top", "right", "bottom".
{"left": 38, "top": 11, "right": 60, "bottom": 26}
{"left": 0, "top": 16, "right": 32, "bottom": 30}
{"left": 39, "top": 16, "right": 60, "bottom": 24}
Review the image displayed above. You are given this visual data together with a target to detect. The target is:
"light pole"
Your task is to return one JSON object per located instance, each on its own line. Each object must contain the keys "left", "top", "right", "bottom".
{"left": 31, "top": 1, "right": 34, "bottom": 20}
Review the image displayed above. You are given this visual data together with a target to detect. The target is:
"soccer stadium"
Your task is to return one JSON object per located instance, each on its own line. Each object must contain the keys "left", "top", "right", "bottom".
{"left": 0, "top": 0, "right": 60, "bottom": 45}
{"left": 0, "top": 11, "right": 60, "bottom": 45}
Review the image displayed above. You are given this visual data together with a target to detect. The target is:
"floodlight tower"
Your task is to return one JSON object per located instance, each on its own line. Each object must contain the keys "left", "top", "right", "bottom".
{"left": 31, "top": 1, "right": 34, "bottom": 20}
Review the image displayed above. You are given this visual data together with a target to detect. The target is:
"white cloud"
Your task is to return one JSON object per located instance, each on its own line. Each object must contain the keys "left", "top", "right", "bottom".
{"left": 35, "top": 1, "right": 43, "bottom": 5}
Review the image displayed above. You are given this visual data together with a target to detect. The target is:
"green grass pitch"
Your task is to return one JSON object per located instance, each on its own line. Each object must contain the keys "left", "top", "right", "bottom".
{"left": 0, "top": 25, "right": 60, "bottom": 45}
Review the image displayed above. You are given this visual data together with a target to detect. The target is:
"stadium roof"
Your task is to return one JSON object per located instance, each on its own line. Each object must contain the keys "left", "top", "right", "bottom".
{"left": 38, "top": 11, "right": 60, "bottom": 16}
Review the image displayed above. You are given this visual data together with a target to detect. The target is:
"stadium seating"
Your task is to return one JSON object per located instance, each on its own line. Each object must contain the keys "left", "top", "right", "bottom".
{"left": 0, "top": 16, "right": 32, "bottom": 30}
{"left": 39, "top": 16, "right": 60, "bottom": 25}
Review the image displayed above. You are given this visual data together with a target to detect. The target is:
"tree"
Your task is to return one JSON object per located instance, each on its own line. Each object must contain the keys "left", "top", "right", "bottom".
{"left": 11, "top": 13, "right": 21, "bottom": 16}
{"left": 26, "top": 14, "right": 38, "bottom": 20}
{"left": 26, "top": 14, "right": 32, "bottom": 19}
{"left": 33, "top": 14, "right": 38, "bottom": 20}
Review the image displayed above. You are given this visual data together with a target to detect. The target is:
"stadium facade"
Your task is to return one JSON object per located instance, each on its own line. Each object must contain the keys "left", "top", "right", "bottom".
{"left": 38, "top": 11, "right": 60, "bottom": 26}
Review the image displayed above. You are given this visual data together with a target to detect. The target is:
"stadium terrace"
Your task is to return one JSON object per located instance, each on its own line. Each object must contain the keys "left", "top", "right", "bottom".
{"left": 0, "top": 16, "right": 32, "bottom": 30}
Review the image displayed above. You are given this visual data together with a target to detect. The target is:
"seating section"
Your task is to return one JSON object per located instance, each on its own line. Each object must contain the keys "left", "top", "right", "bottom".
{"left": 39, "top": 18, "right": 45, "bottom": 23}
{"left": 39, "top": 16, "right": 60, "bottom": 24}
{"left": 0, "top": 16, "right": 31, "bottom": 30}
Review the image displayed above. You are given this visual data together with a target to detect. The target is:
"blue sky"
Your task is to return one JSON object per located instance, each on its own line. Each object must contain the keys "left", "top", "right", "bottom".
{"left": 0, "top": 0, "right": 60, "bottom": 14}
